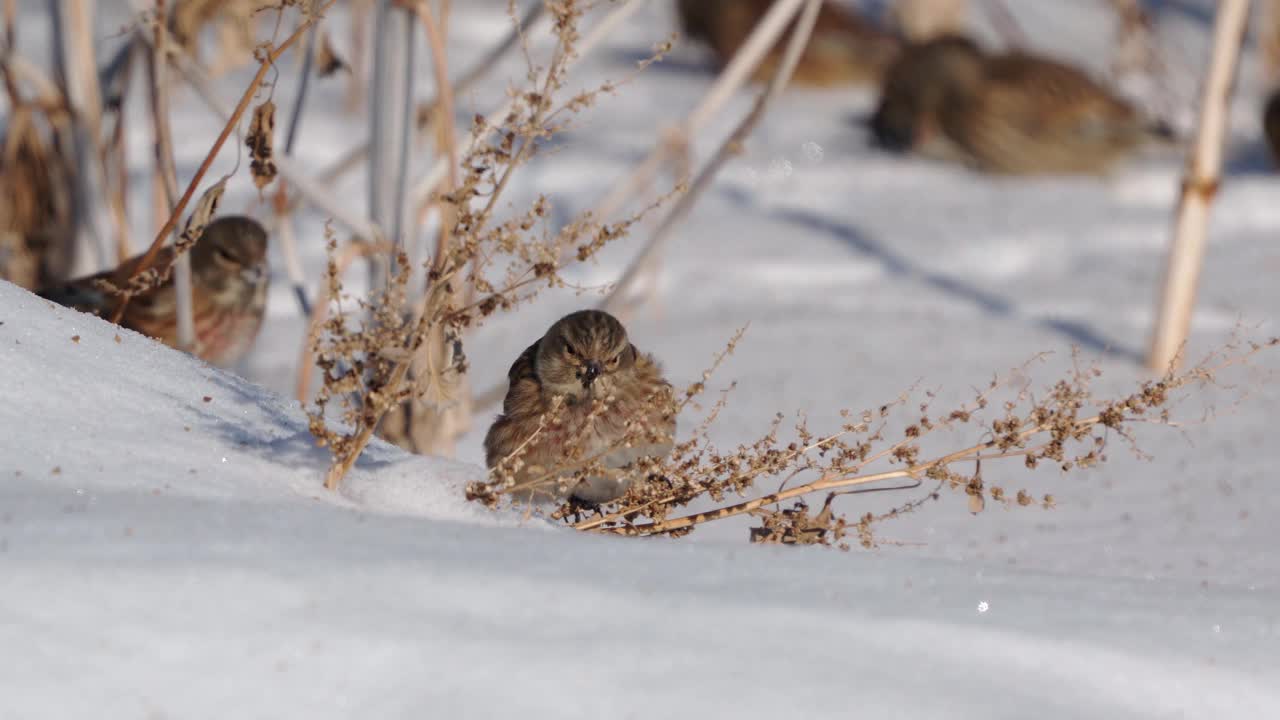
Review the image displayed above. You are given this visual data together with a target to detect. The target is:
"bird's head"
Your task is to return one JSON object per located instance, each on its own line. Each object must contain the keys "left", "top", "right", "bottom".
{"left": 535, "top": 309, "right": 637, "bottom": 400}
{"left": 191, "top": 215, "right": 269, "bottom": 304}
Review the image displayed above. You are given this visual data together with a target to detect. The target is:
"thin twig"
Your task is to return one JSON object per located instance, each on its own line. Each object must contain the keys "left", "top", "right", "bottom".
{"left": 147, "top": 0, "right": 196, "bottom": 351}
{"left": 273, "top": 22, "right": 319, "bottom": 317}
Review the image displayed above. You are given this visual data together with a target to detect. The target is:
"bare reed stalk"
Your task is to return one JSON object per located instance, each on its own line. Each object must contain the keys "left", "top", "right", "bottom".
{"left": 51, "top": 0, "right": 114, "bottom": 276}
{"left": 1264, "top": 0, "right": 1280, "bottom": 85}
{"left": 1147, "top": 0, "right": 1250, "bottom": 372}
{"left": 104, "top": 42, "right": 135, "bottom": 262}
{"left": 601, "top": 0, "right": 823, "bottom": 321}
{"left": 113, "top": 0, "right": 337, "bottom": 322}
{"left": 147, "top": 0, "right": 196, "bottom": 351}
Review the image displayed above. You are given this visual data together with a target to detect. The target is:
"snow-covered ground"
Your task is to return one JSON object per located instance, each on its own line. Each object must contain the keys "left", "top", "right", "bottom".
{"left": 3, "top": 1, "right": 1279, "bottom": 717}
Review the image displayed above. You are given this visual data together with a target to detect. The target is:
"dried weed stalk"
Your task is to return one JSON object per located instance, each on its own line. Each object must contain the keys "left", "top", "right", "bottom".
{"left": 468, "top": 331, "right": 1276, "bottom": 549}
{"left": 306, "top": 2, "right": 675, "bottom": 489}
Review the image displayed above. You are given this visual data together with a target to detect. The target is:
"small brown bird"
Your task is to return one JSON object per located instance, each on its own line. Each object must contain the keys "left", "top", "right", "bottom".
{"left": 1264, "top": 88, "right": 1280, "bottom": 168}
{"left": 676, "top": 0, "right": 900, "bottom": 88}
{"left": 484, "top": 310, "right": 677, "bottom": 504}
{"left": 40, "top": 215, "right": 269, "bottom": 367}
{"left": 872, "top": 35, "right": 1151, "bottom": 174}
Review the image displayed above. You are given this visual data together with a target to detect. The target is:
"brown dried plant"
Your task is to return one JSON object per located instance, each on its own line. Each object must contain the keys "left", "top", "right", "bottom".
{"left": 306, "top": 1, "right": 677, "bottom": 490}
{"left": 467, "top": 330, "right": 1277, "bottom": 549}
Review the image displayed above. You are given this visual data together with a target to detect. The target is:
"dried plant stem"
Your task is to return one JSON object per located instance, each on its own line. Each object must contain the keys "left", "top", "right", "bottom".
{"left": 1147, "top": 0, "right": 1249, "bottom": 372}
{"left": 273, "top": 24, "right": 320, "bottom": 318}
{"left": 1263, "top": 0, "right": 1280, "bottom": 84}
{"left": 163, "top": 43, "right": 380, "bottom": 241}
{"left": 113, "top": 0, "right": 337, "bottom": 323}
{"left": 591, "top": 412, "right": 1097, "bottom": 536}
{"left": 601, "top": 0, "right": 822, "bottom": 319}
{"left": 295, "top": 239, "right": 389, "bottom": 404}
{"left": 51, "top": 0, "right": 114, "bottom": 275}
{"left": 147, "top": 0, "right": 195, "bottom": 351}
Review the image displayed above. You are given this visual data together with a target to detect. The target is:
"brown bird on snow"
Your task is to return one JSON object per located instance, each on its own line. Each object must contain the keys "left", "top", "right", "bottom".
{"left": 871, "top": 35, "right": 1156, "bottom": 174}
{"left": 484, "top": 310, "right": 677, "bottom": 504}
{"left": 676, "top": 0, "right": 900, "bottom": 88}
{"left": 39, "top": 215, "right": 269, "bottom": 367}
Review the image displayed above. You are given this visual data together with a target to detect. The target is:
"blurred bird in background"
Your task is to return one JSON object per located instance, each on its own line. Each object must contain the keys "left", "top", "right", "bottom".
{"left": 39, "top": 215, "right": 270, "bottom": 367}
{"left": 871, "top": 35, "right": 1164, "bottom": 174}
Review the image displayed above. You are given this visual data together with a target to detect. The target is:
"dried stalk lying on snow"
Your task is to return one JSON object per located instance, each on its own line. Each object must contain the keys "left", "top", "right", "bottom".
{"left": 466, "top": 333, "right": 1277, "bottom": 549}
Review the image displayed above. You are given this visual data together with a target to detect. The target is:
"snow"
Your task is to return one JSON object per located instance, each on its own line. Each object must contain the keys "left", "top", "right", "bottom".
{"left": 4, "top": 0, "right": 1280, "bottom": 717}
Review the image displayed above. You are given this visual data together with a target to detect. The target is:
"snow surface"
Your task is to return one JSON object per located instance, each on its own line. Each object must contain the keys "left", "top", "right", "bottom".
{"left": 4, "top": 0, "right": 1280, "bottom": 717}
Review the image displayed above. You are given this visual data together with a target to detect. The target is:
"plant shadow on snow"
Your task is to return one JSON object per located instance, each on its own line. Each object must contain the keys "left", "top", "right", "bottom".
{"left": 186, "top": 371, "right": 407, "bottom": 479}
{"left": 718, "top": 186, "right": 1144, "bottom": 363}
{"left": 1222, "top": 140, "right": 1277, "bottom": 177}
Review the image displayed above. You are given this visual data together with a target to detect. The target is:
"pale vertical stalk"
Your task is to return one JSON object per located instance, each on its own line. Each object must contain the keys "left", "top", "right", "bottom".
{"left": 147, "top": 1, "right": 195, "bottom": 351}
{"left": 51, "top": 0, "right": 114, "bottom": 275}
{"left": 1263, "top": 0, "right": 1280, "bottom": 84}
{"left": 1147, "top": 0, "right": 1250, "bottom": 372}
{"left": 407, "top": 0, "right": 469, "bottom": 458}
{"left": 367, "top": 0, "right": 414, "bottom": 291}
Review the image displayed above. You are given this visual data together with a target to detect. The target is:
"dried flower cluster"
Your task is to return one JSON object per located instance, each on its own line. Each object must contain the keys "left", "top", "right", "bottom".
{"left": 306, "top": 2, "right": 676, "bottom": 489}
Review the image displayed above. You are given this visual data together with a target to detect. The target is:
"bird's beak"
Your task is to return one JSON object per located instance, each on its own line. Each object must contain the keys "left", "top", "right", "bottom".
{"left": 582, "top": 360, "right": 603, "bottom": 386}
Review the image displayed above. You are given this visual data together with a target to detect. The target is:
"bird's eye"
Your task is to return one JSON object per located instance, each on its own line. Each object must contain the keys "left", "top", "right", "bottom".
{"left": 214, "top": 247, "right": 238, "bottom": 265}
{"left": 564, "top": 343, "right": 578, "bottom": 358}
{"left": 607, "top": 353, "right": 620, "bottom": 366}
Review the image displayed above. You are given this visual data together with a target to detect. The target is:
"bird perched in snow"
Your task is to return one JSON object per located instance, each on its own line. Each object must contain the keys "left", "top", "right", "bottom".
{"left": 484, "top": 310, "right": 677, "bottom": 504}
{"left": 1264, "top": 88, "right": 1280, "bottom": 168}
{"left": 871, "top": 35, "right": 1155, "bottom": 174}
{"left": 675, "top": 0, "right": 900, "bottom": 88}
{"left": 39, "top": 215, "right": 269, "bottom": 367}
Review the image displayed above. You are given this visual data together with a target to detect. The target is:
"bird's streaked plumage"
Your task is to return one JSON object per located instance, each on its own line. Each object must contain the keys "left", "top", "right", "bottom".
{"left": 484, "top": 310, "right": 676, "bottom": 504}
{"left": 39, "top": 215, "right": 269, "bottom": 367}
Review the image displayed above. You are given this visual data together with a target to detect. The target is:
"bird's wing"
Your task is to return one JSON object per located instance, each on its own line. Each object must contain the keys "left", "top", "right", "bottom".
{"left": 38, "top": 269, "right": 116, "bottom": 316}
{"left": 501, "top": 339, "right": 544, "bottom": 417}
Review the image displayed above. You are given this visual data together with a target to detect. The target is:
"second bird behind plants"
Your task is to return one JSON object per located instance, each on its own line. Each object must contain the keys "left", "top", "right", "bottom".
{"left": 39, "top": 215, "right": 270, "bottom": 367}
{"left": 484, "top": 309, "right": 677, "bottom": 505}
